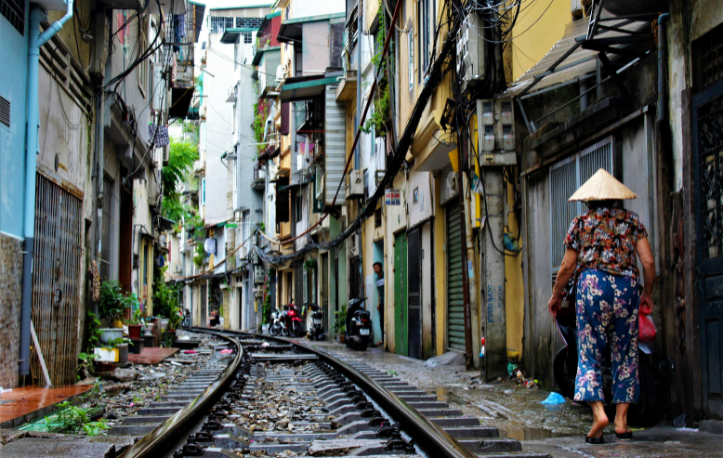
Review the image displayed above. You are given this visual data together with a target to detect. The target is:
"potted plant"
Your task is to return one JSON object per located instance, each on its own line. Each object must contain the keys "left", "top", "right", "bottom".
{"left": 98, "top": 281, "right": 132, "bottom": 344}
{"left": 108, "top": 337, "right": 132, "bottom": 363}
{"left": 165, "top": 305, "right": 183, "bottom": 346}
{"left": 334, "top": 304, "right": 347, "bottom": 344}
{"left": 127, "top": 308, "right": 145, "bottom": 340}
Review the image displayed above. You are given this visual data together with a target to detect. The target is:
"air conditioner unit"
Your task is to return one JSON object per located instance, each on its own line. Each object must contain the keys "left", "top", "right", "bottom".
{"left": 90, "top": 12, "right": 109, "bottom": 79}
{"left": 268, "top": 163, "right": 278, "bottom": 181}
{"left": 275, "top": 65, "right": 287, "bottom": 83}
{"left": 456, "top": 13, "right": 486, "bottom": 93}
{"left": 345, "top": 170, "right": 364, "bottom": 198}
{"left": 349, "top": 232, "right": 360, "bottom": 257}
{"left": 239, "top": 246, "right": 248, "bottom": 259}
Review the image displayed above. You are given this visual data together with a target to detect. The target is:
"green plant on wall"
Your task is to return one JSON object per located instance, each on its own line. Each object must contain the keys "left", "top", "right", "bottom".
{"left": 252, "top": 100, "right": 270, "bottom": 155}
{"left": 153, "top": 266, "right": 180, "bottom": 318}
{"left": 193, "top": 242, "right": 205, "bottom": 268}
{"left": 361, "top": 15, "right": 392, "bottom": 138}
{"left": 161, "top": 139, "right": 199, "bottom": 223}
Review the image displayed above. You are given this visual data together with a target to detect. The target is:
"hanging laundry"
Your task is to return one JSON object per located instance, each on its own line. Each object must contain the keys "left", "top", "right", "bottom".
{"left": 204, "top": 237, "right": 216, "bottom": 255}
{"left": 148, "top": 124, "right": 170, "bottom": 147}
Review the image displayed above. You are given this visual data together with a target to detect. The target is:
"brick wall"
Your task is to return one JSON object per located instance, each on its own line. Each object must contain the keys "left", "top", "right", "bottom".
{"left": 0, "top": 234, "right": 22, "bottom": 388}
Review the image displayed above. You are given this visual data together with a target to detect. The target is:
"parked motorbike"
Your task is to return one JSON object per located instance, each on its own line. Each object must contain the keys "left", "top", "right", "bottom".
{"left": 270, "top": 307, "right": 283, "bottom": 336}
{"left": 282, "top": 301, "right": 303, "bottom": 337}
{"left": 345, "top": 297, "right": 373, "bottom": 351}
{"left": 306, "top": 302, "right": 325, "bottom": 341}
{"left": 553, "top": 309, "right": 662, "bottom": 426}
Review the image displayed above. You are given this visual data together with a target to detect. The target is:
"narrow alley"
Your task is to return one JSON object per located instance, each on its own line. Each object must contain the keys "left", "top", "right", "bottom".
{"left": 0, "top": 0, "right": 722, "bottom": 456}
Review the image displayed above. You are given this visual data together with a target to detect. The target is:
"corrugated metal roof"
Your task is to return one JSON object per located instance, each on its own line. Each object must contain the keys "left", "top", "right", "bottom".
{"left": 505, "top": 14, "right": 649, "bottom": 98}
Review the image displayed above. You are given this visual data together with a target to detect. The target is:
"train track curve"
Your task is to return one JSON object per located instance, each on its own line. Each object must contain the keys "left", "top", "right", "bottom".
{"left": 116, "top": 327, "right": 549, "bottom": 458}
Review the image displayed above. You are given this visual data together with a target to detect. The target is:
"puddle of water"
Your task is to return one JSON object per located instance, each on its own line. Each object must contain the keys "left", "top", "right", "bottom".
{"left": 501, "top": 428, "right": 570, "bottom": 441}
{"left": 435, "top": 387, "right": 468, "bottom": 405}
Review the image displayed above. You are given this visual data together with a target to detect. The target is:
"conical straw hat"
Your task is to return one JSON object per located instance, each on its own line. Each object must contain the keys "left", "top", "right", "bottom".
{"left": 568, "top": 168, "right": 637, "bottom": 201}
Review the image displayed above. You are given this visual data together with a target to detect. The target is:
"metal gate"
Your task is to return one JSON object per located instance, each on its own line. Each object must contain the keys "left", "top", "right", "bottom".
{"left": 408, "top": 229, "right": 422, "bottom": 359}
{"left": 394, "top": 232, "right": 408, "bottom": 355}
{"left": 321, "top": 254, "right": 329, "bottom": 337}
{"left": 32, "top": 173, "right": 82, "bottom": 385}
{"left": 693, "top": 78, "right": 723, "bottom": 419}
{"left": 446, "top": 203, "right": 465, "bottom": 351}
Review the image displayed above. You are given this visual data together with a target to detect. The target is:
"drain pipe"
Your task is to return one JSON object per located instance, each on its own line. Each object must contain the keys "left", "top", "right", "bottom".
{"left": 20, "top": 1, "right": 74, "bottom": 381}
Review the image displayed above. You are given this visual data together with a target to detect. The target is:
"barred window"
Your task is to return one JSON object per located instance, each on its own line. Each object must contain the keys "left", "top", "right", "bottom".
{"left": 243, "top": 32, "right": 253, "bottom": 44}
{"left": 236, "top": 17, "right": 263, "bottom": 29}
{"left": 210, "top": 16, "right": 234, "bottom": 34}
{"left": 1, "top": 0, "right": 25, "bottom": 35}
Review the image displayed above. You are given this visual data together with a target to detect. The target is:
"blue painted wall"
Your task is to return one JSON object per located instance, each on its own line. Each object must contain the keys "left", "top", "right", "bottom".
{"left": 0, "top": 4, "right": 29, "bottom": 238}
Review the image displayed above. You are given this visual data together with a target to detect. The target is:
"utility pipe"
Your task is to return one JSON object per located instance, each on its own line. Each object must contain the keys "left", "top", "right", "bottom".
{"left": 20, "top": 1, "right": 74, "bottom": 380}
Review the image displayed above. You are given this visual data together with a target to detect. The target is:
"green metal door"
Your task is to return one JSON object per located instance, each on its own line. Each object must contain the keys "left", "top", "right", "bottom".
{"left": 394, "top": 232, "right": 408, "bottom": 355}
{"left": 446, "top": 203, "right": 465, "bottom": 351}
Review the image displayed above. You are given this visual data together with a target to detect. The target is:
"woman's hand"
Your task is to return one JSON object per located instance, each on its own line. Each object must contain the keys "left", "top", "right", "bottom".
{"left": 548, "top": 293, "right": 562, "bottom": 318}
{"left": 640, "top": 293, "right": 654, "bottom": 315}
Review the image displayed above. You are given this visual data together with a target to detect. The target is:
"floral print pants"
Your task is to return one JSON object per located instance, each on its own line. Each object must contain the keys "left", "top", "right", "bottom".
{"left": 574, "top": 269, "right": 640, "bottom": 404}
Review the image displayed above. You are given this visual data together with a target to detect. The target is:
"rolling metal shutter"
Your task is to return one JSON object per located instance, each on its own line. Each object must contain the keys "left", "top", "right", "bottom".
{"left": 446, "top": 203, "right": 465, "bottom": 351}
{"left": 324, "top": 86, "right": 346, "bottom": 205}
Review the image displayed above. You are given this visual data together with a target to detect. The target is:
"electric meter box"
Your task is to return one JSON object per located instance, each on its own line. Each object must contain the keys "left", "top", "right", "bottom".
{"left": 476, "top": 98, "right": 517, "bottom": 166}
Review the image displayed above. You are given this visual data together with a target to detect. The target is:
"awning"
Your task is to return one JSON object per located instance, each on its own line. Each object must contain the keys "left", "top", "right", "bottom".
{"left": 148, "top": 0, "right": 186, "bottom": 15}
{"left": 280, "top": 76, "right": 339, "bottom": 101}
{"left": 504, "top": 13, "right": 650, "bottom": 98}
{"left": 252, "top": 45, "right": 281, "bottom": 66}
{"left": 169, "top": 86, "right": 194, "bottom": 118}
{"left": 277, "top": 12, "right": 346, "bottom": 43}
{"left": 190, "top": 2, "right": 206, "bottom": 43}
{"left": 221, "top": 28, "right": 257, "bottom": 44}
{"left": 279, "top": 179, "right": 312, "bottom": 191}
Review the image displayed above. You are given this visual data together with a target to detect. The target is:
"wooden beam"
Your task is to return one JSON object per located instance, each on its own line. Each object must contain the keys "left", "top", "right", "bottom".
{"left": 30, "top": 321, "right": 51, "bottom": 387}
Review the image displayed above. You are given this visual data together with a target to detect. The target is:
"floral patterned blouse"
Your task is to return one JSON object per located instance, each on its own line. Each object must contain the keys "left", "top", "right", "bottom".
{"left": 563, "top": 207, "right": 648, "bottom": 281}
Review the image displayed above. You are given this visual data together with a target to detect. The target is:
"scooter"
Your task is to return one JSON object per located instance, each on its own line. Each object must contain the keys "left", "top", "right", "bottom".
{"left": 283, "top": 301, "right": 303, "bottom": 337}
{"left": 345, "top": 297, "right": 373, "bottom": 351}
{"left": 553, "top": 307, "right": 662, "bottom": 426}
{"left": 270, "top": 308, "right": 283, "bottom": 336}
{"left": 306, "top": 302, "right": 324, "bottom": 341}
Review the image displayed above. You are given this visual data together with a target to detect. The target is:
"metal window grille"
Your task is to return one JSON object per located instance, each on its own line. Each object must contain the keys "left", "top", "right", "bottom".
{"left": 0, "top": 95, "right": 9, "bottom": 127}
{"left": 1, "top": 0, "right": 24, "bottom": 35}
{"left": 236, "top": 17, "right": 263, "bottom": 29}
{"left": 211, "top": 16, "right": 234, "bottom": 34}
{"left": 549, "top": 136, "right": 613, "bottom": 271}
{"left": 243, "top": 32, "right": 253, "bottom": 44}
{"left": 375, "top": 208, "right": 382, "bottom": 228}
{"left": 693, "top": 22, "right": 723, "bottom": 90}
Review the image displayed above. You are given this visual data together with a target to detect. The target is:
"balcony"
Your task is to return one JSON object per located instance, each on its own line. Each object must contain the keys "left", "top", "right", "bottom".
{"left": 251, "top": 164, "right": 266, "bottom": 190}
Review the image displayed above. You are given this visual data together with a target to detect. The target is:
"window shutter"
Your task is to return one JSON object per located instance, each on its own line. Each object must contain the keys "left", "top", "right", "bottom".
{"left": 276, "top": 176, "right": 290, "bottom": 222}
{"left": 280, "top": 102, "right": 290, "bottom": 135}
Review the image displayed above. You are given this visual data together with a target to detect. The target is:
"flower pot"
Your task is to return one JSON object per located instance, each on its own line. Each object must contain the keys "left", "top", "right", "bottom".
{"left": 339, "top": 335, "right": 345, "bottom": 344}
{"left": 99, "top": 328, "right": 124, "bottom": 345}
{"left": 130, "top": 339, "right": 144, "bottom": 354}
{"left": 143, "top": 323, "right": 154, "bottom": 335}
{"left": 117, "top": 344, "right": 129, "bottom": 363}
{"left": 160, "top": 318, "right": 169, "bottom": 331}
{"left": 144, "top": 334, "right": 155, "bottom": 348}
{"left": 166, "top": 329, "right": 177, "bottom": 346}
{"left": 128, "top": 325, "right": 143, "bottom": 340}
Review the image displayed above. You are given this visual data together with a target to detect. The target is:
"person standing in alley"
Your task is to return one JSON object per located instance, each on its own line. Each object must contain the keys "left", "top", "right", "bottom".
{"left": 548, "top": 169, "right": 656, "bottom": 445}
{"left": 374, "top": 262, "right": 385, "bottom": 347}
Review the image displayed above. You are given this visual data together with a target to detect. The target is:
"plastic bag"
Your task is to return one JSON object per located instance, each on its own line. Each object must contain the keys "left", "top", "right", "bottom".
{"left": 639, "top": 312, "right": 657, "bottom": 343}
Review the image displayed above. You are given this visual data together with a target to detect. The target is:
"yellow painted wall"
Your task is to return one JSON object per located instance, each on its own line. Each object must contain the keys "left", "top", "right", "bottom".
{"left": 433, "top": 175, "right": 446, "bottom": 356}
{"left": 507, "top": 0, "right": 572, "bottom": 82}
{"left": 505, "top": 179, "right": 524, "bottom": 358}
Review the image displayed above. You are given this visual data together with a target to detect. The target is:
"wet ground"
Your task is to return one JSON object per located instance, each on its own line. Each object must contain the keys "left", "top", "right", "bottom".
{"left": 297, "top": 339, "right": 723, "bottom": 458}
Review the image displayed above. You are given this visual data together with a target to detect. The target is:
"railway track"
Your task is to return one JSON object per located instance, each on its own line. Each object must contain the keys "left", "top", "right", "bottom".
{"left": 117, "top": 328, "right": 550, "bottom": 458}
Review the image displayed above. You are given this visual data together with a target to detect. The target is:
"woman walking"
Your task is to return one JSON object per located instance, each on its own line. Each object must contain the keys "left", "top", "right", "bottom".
{"left": 548, "top": 169, "right": 656, "bottom": 444}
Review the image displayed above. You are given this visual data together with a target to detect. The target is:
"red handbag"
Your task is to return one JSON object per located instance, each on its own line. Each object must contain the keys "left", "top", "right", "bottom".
{"left": 639, "top": 309, "right": 657, "bottom": 343}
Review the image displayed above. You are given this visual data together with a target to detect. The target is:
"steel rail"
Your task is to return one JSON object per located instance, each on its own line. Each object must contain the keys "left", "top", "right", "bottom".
{"left": 118, "top": 330, "right": 243, "bottom": 458}
{"left": 191, "top": 327, "right": 478, "bottom": 458}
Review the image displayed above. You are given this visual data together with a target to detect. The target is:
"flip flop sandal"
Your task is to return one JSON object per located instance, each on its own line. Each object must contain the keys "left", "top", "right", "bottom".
{"left": 585, "top": 435, "right": 605, "bottom": 445}
{"left": 615, "top": 432, "right": 633, "bottom": 439}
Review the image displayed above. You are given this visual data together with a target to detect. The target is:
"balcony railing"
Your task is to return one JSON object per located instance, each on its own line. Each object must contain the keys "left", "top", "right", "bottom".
{"left": 252, "top": 164, "right": 266, "bottom": 190}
